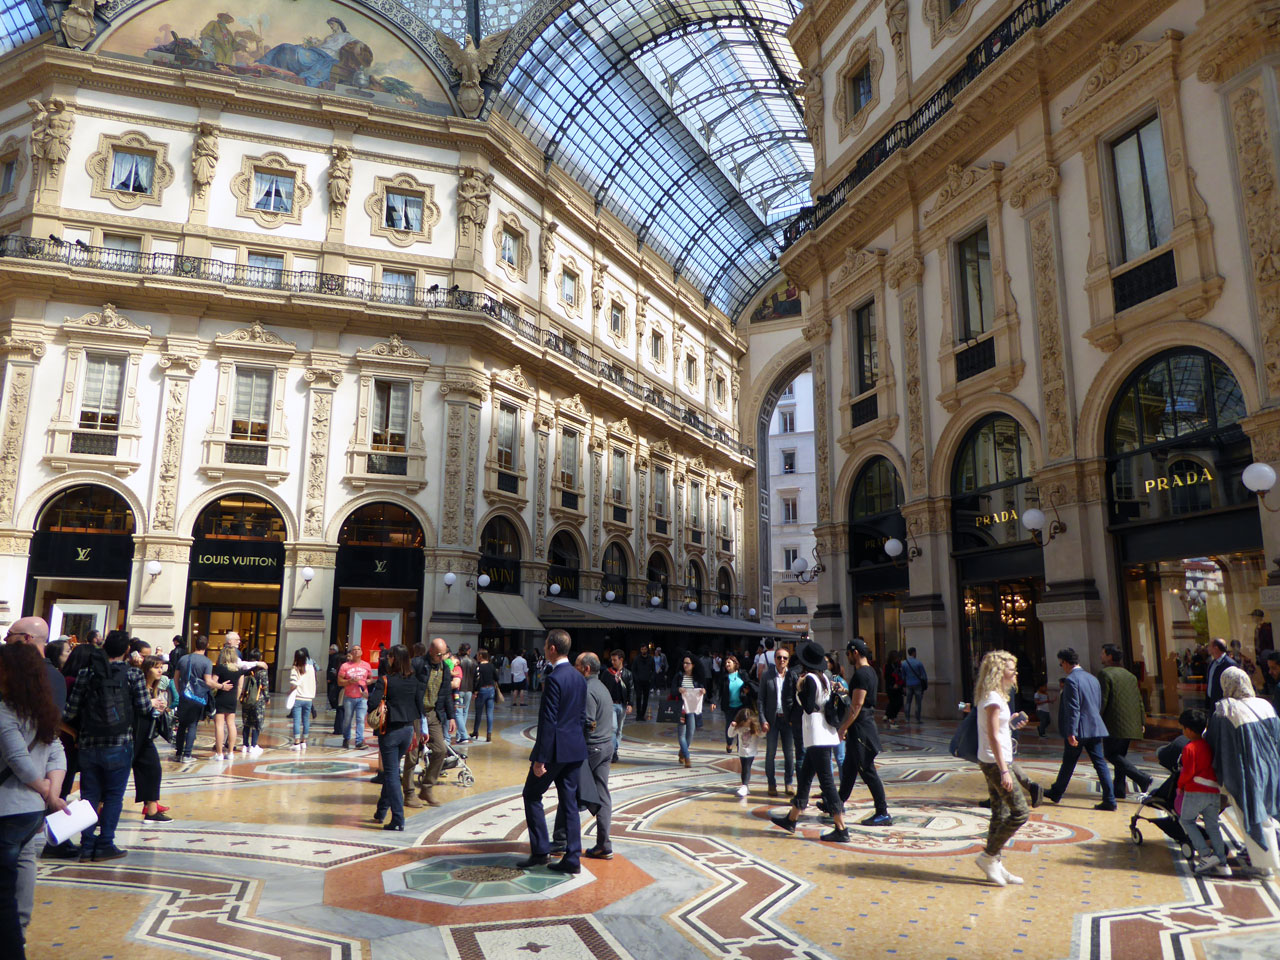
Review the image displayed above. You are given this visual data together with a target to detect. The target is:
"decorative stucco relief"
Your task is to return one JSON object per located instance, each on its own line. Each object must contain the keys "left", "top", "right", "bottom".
{"left": 302, "top": 391, "right": 332, "bottom": 539}
{"left": 1029, "top": 212, "right": 1072, "bottom": 462}
{"left": 0, "top": 367, "right": 33, "bottom": 521}
{"left": 152, "top": 377, "right": 189, "bottom": 532}
{"left": 443, "top": 402, "right": 465, "bottom": 544}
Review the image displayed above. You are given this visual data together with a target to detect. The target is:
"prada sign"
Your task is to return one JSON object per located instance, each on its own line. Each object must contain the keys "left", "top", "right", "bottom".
{"left": 28, "top": 531, "right": 135, "bottom": 580}
{"left": 975, "top": 508, "right": 1020, "bottom": 527}
{"left": 189, "top": 539, "right": 285, "bottom": 584}
{"left": 1143, "top": 467, "right": 1213, "bottom": 495}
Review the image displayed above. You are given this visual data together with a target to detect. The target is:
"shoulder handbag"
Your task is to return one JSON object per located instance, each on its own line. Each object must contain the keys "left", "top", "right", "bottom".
{"left": 949, "top": 707, "right": 980, "bottom": 763}
{"left": 368, "top": 677, "right": 389, "bottom": 735}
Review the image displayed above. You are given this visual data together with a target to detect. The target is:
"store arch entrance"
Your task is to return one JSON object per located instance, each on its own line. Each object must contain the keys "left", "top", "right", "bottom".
{"left": 848, "top": 456, "right": 909, "bottom": 666}
{"left": 24, "top": 484, "right": 136, "bottom": 639}
{"left": 186, "top": 494, "right": 286, "bottom": 678}
{"left": 549, "top": 531, "right": 581, "bottom": 599}
{"left": 332, "top": 502, "right": 426, "bottom": 656}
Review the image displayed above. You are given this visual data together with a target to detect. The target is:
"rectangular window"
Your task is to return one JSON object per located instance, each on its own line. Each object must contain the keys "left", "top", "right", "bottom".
{"left": 109, "top": 149, "right": 155, "bottom": 194}
{"left": 690, "top": 481, "right": 702, "bottom": 527}
{"left": 611, "top": 449, "right": 627, "bottom": 501}
{"left": 383, "top": 269, "right": 415, "bottom": 302}
{"left": 231, "top": 367, "right": 272, "bottom": 441}
{"left": 956, "top": 225, "right": 994, "bottom": 339}
{"left": 372, "top": 380, "right": 410, "bottom": 451}
{"left": 778, "top": 410, "right": 796, "bottom": 433}
{"left": 1111, "top": 116, "right": 1174, "bottom": 263}
{"left": 783, "top": 547, "right": 799, "bottom": 571}
{"left": 501, "top": 229, "right": 520, "bottom": 267}
{"left": 854, "top": 301, "right": 878, "bottom": 393}
{"left": 651, "top": 332, "right": 664, "bottom": 362}
{"left": 562, "top": 270, "right": 578, "bottom": 306}
{"left": 781, "top": 382, "right": 795, "bottom": 398}
{"left": 714, "top": 375, "right": 725, "bottom": 403}
{"left": 782, "top": 449, "right": 796, "bottom": 474}
{"left": 559, "top": 429, "right": 578, "bottom": 487}
{"left": 101, "top": 233, "right": 142, "bottom": 269}
{"left": 720, "top": 493, "right": 730, "bottom": 536}
{"left": 384, "top": 191, "right": 424, "bottom": 231}
{"left": 102, "top": 234, "right": 142, "bottom": 253}
{"left": 849, "top": 62, "right": 873, "bottom": 114}
{"left": 685, "top": 355, "right": 697, "bottom": 383}
{"left": 1, "top": 159, "right": 15, "bottom": 194}
{"left": 79, "top": 354, "right": 125, "bottom": 430}
{"left": 653, "top": 465, "right": 668, "bottom": 517}
{"left": 252, "top": 171, "right": 294, "bottom": 213}
{"left": 610, "top": 303, "right": 624, "bottom": 335}
{"left": 496, "top": 403, "right": 517, "bottom": 471}
{"left": 782, "top": 497, "right": 798, "bottom": 524}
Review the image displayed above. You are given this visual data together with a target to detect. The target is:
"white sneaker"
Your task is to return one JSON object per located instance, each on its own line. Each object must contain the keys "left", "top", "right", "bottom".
{"left": 997, "top": 857, "right": 1024, "bottom": 884}
{"left": 290, "top": 742, "right": 302, "bottom": 751}
{"left": 300, "top": 741, "right": 307, "bottom": 751}
{"left": 249, "top": 746, "right": 262, "bottom": 758}
{"left": 1194, "top": 854, "right": 1230, "bottom": 877}
{"left": 976, "top": 852, "right": 1007, "bottom": 886}
{"left": 736, "top": 785, "right": 749, "bottom": 797}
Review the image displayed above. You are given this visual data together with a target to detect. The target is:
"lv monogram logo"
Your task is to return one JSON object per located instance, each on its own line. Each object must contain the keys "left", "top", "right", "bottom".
{"left": 374, "top": 560, "right": 388, "bottom": 574}
{"left": 75, "top": 547, "right": 92, "bottom": 562}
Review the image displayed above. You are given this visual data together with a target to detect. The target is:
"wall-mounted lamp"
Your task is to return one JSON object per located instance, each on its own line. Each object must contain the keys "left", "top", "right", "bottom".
{"left": 686, "top": 599, "right": 698, "bottom": 613}
{"left": 885, "top": 517, "right": 925, "bottom": 565}
{"left": 477, "top": 573, "right": 491, "bottom": 590}
{"left": 1244, "top": 462, "right": 1280, "bottom": 512}
{"left": 599, "top": 588, "right": 617, "bottom": 605}
{"left": 144, "top": 559, "right": 162, "bottom": 583}
{"left": 443, "top": 571, "right": 457, "bottom": 592}
{"left": 1022, "top": 490, "right": 1068, "bottom": 545}
{"left": 791, "top": 545, "right": 824, "bottom": 584}
{"left": 650, "top": 594, "right": 662, "bottom": 607}
{"left": 748, "top": 607, "right": 757, "bottom": 619}
{"left": 719, "top": 603, "right": 730, "bottom": 615}
{"left": 300, "top": 565, "right": 315, "bottom": 590}
{"left": 549, "top": 582, "right": 562, "bottom": 596}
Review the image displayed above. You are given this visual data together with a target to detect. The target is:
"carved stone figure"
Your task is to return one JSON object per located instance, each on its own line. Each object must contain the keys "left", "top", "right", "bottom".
{"left": 327, "top": 145, "right": 352, "bottom": 208}
{"left": 28, "top": 98, "right": 73, "bottom": 172}
{"left": 61, "top": 0, "right": 103, "bottom": 50}
{"left": 457, "top": 166, "right": 493, "bottom": 240}
{"left": 192, "top": 122, "right": 219, "bottom": 198}
{"left": 539, "top": 219, "right": 558, "bottom": 276}
{"left": 885, "top": 0, "right": 909, "bottom": 63}
{"left": 796, "top": 67, "right": 822, "bottom": 148}
{"left": 591, "top": 259, "right": 605, "bottom": 315}
{"left": 435, "top": 30, "right": 510, "bottom": 119}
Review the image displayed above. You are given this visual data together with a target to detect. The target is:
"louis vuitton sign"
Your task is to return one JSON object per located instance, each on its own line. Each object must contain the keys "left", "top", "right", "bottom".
{"left": 189, "top": 539, "right": 285, "bottom": 584}
{"left": 29, "top": 531, "right": 135, "bottom": 580}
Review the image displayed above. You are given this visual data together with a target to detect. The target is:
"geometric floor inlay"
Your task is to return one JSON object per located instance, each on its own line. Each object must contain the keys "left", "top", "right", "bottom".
{"left": 384, "top": 853, "right": 594, "bottom": 905}
{"left": 256, "top": 760, "right": 370, "bottom": 777}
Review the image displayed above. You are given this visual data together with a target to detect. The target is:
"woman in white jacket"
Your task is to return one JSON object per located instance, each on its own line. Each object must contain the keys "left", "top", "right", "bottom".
{"left": 289, "top": 649, "right": 317, "bottom": 749}
{"left": 770, "top": 640, "right": 848, "bottom": 842}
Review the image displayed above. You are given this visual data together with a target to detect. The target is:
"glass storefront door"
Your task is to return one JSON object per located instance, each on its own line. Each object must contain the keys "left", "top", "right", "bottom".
{"left": 958, "top": 578, "right": 1045, "bottom": 704}
{"left": 1121, "top": 551, "right": 1265, "bottom": 716}
{"left": 854, "top": 591, "right": 906, "bottom": 667}
{"left": 188, "top": 580, "right": 282, "bottom": 671}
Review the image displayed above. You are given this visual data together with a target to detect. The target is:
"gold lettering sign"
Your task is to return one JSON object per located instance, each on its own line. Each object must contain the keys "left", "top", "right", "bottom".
{"left": 975, "top": 508, "right": 1018, "bottom": 528}
{"left": 1143, "top": 467, "right": 1213, "bottom": 495}
{"left": 196, "top": 554, "right": 279, "bottom": 567}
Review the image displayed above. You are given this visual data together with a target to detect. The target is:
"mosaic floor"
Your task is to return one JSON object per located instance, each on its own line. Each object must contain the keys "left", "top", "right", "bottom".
{"left": 30, "top": 704, "right": 1280, "bottom": 960}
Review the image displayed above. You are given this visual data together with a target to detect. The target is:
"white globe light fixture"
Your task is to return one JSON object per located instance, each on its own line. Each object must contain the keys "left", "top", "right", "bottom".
{"left": 301, "top": 566, "right": 315, "bottom": 582}
{"left": 1244, "top": 462, "right": 1278, "bottom": 493}
{"left": 443, "top": 571, "right": 457, "bottom": 592}
{"left": 650, "top": 595, "right": 662, "bottom": 607}
{"left": 884, "top": 537, "right": 904, "bottom": 559}
{"left": 477, "top": 573, "right": 491, "bottom": 589}
{"left": 144, "top": 559, "right": 163, "bottom": 584}
{"left": 549, "top": 582, "right": 561, "bottom": 596}
{"left": 604, "top": 589, "right": 616, "bottom": 603}
{"left": 720, "top": 604, "right": 730, "bottom": 614}
{"left": 790, "top": 556, "right": 808, "bottom": 576}
{"left": 748, "top": 607, "right": 757, "bottom": 618}
{"left": 1021, "top": 507, "right": 1046, "bottom": 532}
{"left": 687, "top": 600, "right": 698, "bottom": 612}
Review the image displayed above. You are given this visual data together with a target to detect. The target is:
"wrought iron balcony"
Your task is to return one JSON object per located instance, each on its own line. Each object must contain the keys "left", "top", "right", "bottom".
{"left": 69, "top": 431, "right": 119, "bottom": 455}
{"left": 955, "top": 337, "right": 997, "bottom": 382}
{"left": 783, "top": 0, "right": 1076, "bottom": 247}
{"left": 367, "top": 453, "right": 409, "bottom": 476}
{"left": 850, "top": 394, "right": 878, "bottom": 428}
{"left": 1112, "top": 250, "right": 1177, "bottom": 313}
{"left": 225, "top": 442, "right": 269, "bottom": 466}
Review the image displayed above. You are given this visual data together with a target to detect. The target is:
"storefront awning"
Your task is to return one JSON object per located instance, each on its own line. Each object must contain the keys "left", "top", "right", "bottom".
{"left": 478, "top": 593, "right": 545, "bottom": 632}
{"left": 538, "top": 598, "right": 793, "bottom": 639}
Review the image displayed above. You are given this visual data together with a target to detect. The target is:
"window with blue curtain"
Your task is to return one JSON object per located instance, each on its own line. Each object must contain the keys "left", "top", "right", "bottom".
{"left": 384, "top": 191, "right": 424, "bottom": 231}
{"left": 252, "top": 171, "right": 294, "bottom": 212}
{"left": 110, "top": 150, "right": 155, "bottom": 194}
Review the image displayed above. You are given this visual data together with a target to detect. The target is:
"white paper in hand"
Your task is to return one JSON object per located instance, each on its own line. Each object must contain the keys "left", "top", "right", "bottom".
{"left": 46, "top": 798, "right": 98, "bottom": 845}
{"left": 680, "top": 688, "right": 704, "bottom": 715}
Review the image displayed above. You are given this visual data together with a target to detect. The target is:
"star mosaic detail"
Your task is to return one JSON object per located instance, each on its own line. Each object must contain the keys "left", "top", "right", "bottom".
{"left": 384, "top": 854, "right": 594, "bottom": 905}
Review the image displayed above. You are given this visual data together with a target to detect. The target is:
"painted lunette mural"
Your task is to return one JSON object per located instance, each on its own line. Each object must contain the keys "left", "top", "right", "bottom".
{"left": 98, "top": 0, "right": 452, "bottom": 115}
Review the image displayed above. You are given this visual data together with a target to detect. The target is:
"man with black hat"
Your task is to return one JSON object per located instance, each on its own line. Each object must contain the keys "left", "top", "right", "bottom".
{"left": 830, "top": 637, "right": 891, "bottom": 826}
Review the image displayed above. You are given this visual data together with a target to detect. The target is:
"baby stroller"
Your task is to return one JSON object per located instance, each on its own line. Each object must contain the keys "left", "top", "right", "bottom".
{"left": 1128, "top": 736, "right": 1243, "bottom": 861}
{"left": 414, "top": 738, "right": 475, "bottom": 788}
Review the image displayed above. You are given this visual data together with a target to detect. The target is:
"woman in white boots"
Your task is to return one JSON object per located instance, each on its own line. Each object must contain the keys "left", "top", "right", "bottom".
{"left": 974, "top": 650, "right": 1029, "bottom": 886}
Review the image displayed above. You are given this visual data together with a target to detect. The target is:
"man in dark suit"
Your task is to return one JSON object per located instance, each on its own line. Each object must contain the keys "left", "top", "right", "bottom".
{"left": 518, "top": 629, "right": 588, "bottom": 874}
{"left": 1044, "top": 647, "right": 1117, "bottom": 810}
{"left": 760, "top": 647, "right": 797, "bottom": 797}
{"left": 1204, "top": 637, "right": 1238, "bottom": 713}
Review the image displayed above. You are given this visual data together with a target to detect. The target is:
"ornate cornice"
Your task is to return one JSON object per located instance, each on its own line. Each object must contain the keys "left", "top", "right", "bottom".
{"left": 1062, "top": 34, "right": 1176, "bottom": 120}
{"left": 1007, "top": 164, "right": 1061, "bottom": 210}
{"left": 0, "top": 335, "right": 45, "bottom": 360}
{"left": 213, "top": 321, "right": 297, "bottom": 359}
{"left": 886, "top": 252, "right": 923, "bottom": 290}
{"left": 64, "top": 302, "right": 151, "bottom": 342}
{"left": 439, "top": 378, "right": 487, "bottom": 400}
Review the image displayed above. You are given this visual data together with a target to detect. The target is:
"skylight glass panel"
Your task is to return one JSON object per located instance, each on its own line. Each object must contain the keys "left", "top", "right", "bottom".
{"left": 1, "top": 0, "right": 50, "bottom": 53}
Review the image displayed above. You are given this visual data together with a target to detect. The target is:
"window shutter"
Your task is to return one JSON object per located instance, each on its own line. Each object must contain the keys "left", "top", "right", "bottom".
{"left": 387, "top": 382, "right": 410, "bottom": 434}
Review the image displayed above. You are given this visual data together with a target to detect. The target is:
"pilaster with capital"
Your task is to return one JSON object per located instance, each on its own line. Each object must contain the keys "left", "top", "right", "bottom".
{"left": 0, "top": 336, "right": 45, "bottom": 523}
{"left": 534, "top": 407, "right": 551, "bottom": 560}
{"left": 804, "top": 312, "right": 833, "bottom": 525}
{"left": 590, "top": 433, "right": 605, "bottom": 568}
{"left": 151, "top": 350, "right": 203, "bottom": 533}
{"left": 300, "top": 365, "right": 343, "bottom": 540}
{"left": 889, "top": 252, "right": 928, "bottom": 498}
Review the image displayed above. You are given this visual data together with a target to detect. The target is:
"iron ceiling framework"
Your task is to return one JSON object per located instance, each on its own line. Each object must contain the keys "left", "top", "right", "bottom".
{"left": 493, "top": 0, "right": 809, "bottom": 319}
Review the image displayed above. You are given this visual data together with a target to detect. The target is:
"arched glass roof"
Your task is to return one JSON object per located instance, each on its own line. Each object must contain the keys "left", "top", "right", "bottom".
{"left": 493, "top": 0, "right": 809, "bottom": 318}
{"left": 0, "top": 0, "right": 50, "bottom": 53}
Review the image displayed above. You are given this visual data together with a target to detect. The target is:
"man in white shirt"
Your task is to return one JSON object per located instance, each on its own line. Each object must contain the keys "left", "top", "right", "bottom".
{"left": 754, "top": 639, "right": 776, "bottom": 680}
{"left": 511, "top": 652, "right": 529, "bottom": 706}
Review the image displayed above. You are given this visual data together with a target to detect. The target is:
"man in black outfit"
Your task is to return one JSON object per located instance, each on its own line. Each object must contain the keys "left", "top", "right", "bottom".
{"left": 759, "top": 646, "right": 796, "bottom": 797}
{"left": 632, "top": 645, "right": 655, "bottom": 721}
{"left": 830, "top": 637, "right": 892, "bottom": 826}
{"left": 1204, "top": 637, "right": 1238, "bottom": 713}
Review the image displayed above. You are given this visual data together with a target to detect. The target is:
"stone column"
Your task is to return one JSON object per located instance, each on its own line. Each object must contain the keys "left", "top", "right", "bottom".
{"left": 279, "top": 545, "right": 337, "bottom": 695}
{"left": 900, "top": 499, "right": 952, "bottom": 716}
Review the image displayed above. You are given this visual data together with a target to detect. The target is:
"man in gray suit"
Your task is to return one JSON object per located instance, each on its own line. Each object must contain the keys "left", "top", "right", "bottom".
{"left": 1044, "top": 647, "right": 1117, "bottom": 810}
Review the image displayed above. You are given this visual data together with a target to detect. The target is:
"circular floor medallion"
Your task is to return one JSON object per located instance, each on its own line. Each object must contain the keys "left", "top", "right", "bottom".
{"left": 256, "top": 760, "right": 368, "bottom": 777}
{"left": 383, "top": 853, "right": 595, "bottom": 905}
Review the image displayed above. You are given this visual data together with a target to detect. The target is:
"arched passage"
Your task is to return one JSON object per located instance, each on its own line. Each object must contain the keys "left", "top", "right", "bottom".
{"left": 548, "top": 529, "right": 582, "bottom": 599}
{"left": 332, "top": 502, "right": 427, "bottom": 653}
{"left": 24, "top": 484, "right": 137, "bottom": 638}
{"left": 847, "top": 456, "right": 908, "bottom": 665}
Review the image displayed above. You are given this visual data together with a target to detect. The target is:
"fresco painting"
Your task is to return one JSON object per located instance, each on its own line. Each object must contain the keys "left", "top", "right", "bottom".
{"left": 99, "top": 0, "right": 451, "bottom": 114}
{"left": 749, "top": 278, "right": 802, "bottom": 323}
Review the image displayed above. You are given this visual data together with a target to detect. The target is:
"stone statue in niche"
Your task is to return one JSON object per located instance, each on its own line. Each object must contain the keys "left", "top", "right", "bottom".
{"left": 28, "top": 98, "right": 73, "bottom": 173}
{"left": 327, "top": 145, "right": 352, "bottom": 208}
{"left": 435, "top": 30, "right": 510, "bottom": 119}
{"left": 192, "top": 122, "right": 218, "bottom": 198}
{"left": 539, "top": 219, "right": 558, "bottom": 276}
{"left": 457, "top": 166, "right": 493, "bottom": 240}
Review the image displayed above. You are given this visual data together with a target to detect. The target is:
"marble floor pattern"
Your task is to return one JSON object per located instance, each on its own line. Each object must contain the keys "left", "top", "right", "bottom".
{"left": 29, "top": 705, "right": 1280, "bottom": 960}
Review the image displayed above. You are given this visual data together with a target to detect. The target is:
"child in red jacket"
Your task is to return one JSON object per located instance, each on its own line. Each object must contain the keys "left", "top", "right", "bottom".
{"left": 1177, "top": 708, "right": 1230, "bottom": 877}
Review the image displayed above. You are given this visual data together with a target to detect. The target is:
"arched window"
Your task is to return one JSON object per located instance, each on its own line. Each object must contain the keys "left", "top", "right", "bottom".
{"left": 685, "top": 559, "right": 704, "bottom": 605}
{"left": 951, "top": 415, "right": 1035, "bottom": 552}
{"left": 1106, "top": 349, "right": 1251, "bottom": 524}
{"left": 194, "top": 494, "right": 285, "bottom": 541}
{"left": 603, "top": 542, "right": 627, "bottom": 602}
{"left": 549, "top": 531, "right": 579, "bottom": 569}
{"left": 480, "top": 516, "right": 521, "bottom": 559}
{"left": 776, "top": 595, "right": 807, "bottom": 615}
{"left": 646, "top": 553, "right": 670, "bottom": 608}
{"left": 338, "top": 503, "right": 424, "bottom": 548}
{"left": 848, "top": 457, "right": 906, "bottom": 567}
{"left": 717, "top": 567, "right": 733, "bottom": 613}
{"left": 37, "top": 485, "right": 135, "bottom": 534}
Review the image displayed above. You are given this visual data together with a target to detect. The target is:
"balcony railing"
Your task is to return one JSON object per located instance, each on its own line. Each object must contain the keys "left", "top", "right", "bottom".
{"left": 850, "top": 394, "right": 878, "bottom": 428}
{"left": 783, "top": 0, "right": 1076, "bottom": 247}
{"left": 69, "top": 431, "right": 119, "bottom": 455}
{"left": 0, "top": 234, "right": 753, "bottom": 457}
{"left": 367, "top": 453, "right": 408, "bottom": 475}
{"left": 1112, "top": 250, "right": 1177, "bottom": 313}
{"left": 955, "top": 337, "right": 997, "bottom": 382}
{"left": 225, "top": 442, "right": 269, "bottom": 466}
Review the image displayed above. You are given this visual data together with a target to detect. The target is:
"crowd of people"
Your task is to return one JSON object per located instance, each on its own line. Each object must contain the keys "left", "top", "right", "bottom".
{"left": 3, "top": 613, "right": 1280, "bottom": 958}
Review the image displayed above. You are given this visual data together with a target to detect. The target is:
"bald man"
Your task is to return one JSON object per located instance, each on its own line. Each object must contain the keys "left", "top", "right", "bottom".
{"left": 6, "top": 616, "right": 64, "bottom": 711}
{"left": 416, "top": 638, "right": 458, "bottom": 806}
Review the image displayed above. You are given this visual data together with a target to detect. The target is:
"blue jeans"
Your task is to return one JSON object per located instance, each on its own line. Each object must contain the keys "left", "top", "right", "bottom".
{"left": 0, "top": 810, "right": 43, "bottom": 958}
{"left": 1047, "top": 736, "right": 1116, "bottom": 805}
{"left": 472, "top": 687, "right": 495, "bottom": 738}
{"left": 1180, "top": 790, "right": 1227, "bottom": 861}
{"left": 678, "top": 713, "right": 696, "bottom": 759}
{"left": 904, "top": 685, "right": 924, "bottom": 721}
{"left": 376, "top": 725, "right": 413, "bottom": 826}
{"left": 456, "top": 691, "right": 473, "bottom": 741}
{"left": 342, "top": 697, "right": 367, "bottom": 746}
{"left": 78, "top": 744, "right": 134, "bottom": 854}
{"left": 291, "top": 698, "right": 313, "bottom": 741}
{"left": 613, "top": 703, "right": 625, "bottom": 756}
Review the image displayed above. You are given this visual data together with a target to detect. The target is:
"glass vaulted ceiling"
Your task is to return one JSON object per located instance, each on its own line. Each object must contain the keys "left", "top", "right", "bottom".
{"left": 495, "top": 0, "right": 810, "bottom": 318}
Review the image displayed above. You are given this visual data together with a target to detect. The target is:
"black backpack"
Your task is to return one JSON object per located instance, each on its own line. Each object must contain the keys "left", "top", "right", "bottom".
{"left": 84, "top": 661, "right": 135, "bottom": 739}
